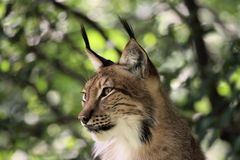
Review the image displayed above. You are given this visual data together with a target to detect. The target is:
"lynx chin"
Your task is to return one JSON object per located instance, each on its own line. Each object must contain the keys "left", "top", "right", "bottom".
{"left": 78, "top": 19, "right": 205, "bottom": 160}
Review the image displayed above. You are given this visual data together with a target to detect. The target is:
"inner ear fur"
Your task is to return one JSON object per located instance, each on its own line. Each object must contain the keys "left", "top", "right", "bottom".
{"left": 119, "top": 39, "right": 149, "bottom": 78}
{"left": 118, "top": 18, "right": 158, "bottom": 78}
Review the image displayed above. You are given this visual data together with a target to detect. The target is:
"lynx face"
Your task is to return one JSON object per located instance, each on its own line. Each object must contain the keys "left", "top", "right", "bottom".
{"left": 79, "top": 20, "right": 159, "bottom": 143}
{"left": 81, "top": 65, "right": 155, "bottom": 141}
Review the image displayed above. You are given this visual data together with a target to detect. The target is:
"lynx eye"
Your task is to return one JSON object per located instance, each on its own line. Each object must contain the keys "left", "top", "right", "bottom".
{"left": 101, "top": 87, "right": 113, "bottom": 97}
{"left": 81, "top": 92, "right": 87, "bottom": 102}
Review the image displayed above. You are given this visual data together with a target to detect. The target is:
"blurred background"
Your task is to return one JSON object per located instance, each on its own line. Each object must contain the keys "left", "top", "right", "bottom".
{"left": 0, "top": 0, "right": 240, "bottom": 159}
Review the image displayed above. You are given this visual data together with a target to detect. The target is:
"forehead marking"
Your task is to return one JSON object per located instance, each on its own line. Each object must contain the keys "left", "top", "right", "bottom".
{"left": 87, "top": 75, "right": 99, "bottom": 94}
{"left": 102, "top": 77, "right": 110, "bottom": 86}
{"left": 87, "top": 74, "right": 108, "bottom": 98}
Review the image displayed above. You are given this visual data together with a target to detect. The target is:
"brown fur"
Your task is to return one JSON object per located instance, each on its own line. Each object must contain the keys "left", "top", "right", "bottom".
{"left": 79, "top": 22, "right": 205, "bottom": 160}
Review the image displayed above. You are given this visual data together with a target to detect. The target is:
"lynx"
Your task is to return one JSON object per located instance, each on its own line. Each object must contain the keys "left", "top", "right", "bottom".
{"left": 78, "top": 19, "right": 205, "bottom": 160}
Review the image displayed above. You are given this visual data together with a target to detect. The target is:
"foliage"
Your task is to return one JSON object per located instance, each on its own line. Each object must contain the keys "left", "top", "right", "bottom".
{"left": 0, "top": 0, "right": 240, "bottom": 159}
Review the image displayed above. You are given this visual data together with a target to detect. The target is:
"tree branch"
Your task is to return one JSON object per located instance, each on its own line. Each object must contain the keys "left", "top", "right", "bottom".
{"left": 28, "top": 47, "right": 87, "bottom": 84}
{"left": 51, "top": 0, "right": 122, "bottom": 55}
{"left": 183, "top": 0, "right": 229, "bottom": 117}
{"left": 183, "top": 0, "right": 210, "bottom": 71}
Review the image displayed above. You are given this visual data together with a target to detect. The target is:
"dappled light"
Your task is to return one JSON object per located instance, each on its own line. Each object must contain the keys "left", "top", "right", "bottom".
{"left": 0, "top": 0, "right": 240, "bottom": 159}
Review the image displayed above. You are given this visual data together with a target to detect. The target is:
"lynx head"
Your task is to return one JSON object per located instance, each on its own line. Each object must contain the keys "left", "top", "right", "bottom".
{"left": 79, "top": 19, "right": 161, "bottom": 145}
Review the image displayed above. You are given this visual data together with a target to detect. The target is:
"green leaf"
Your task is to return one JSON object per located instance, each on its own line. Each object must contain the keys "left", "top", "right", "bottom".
{"left": 108, "top": 29, "right": 127, "bottom": 49}
{"left": 0, "top": 60, "right": 10, "bottom": 72}
{"left": 35, "top": 77, "right": 48, "bottom": 93}
{"left": 230, "top": 67, "right": 240, "bottom": 89}
{"left": 174, "top": 24, "right": 190, "bottom": 44}
{"left": 0, "top": 2, "right": 6, "bottom": 19}
{"left": 217, "top": 80, "right": 232, "bottom": 97}
{"left": 194, "top": 96, "right": 212, "bottom": 115}
{"left": 102, "top": 49, "right": 119, "bottom": 63}
{"left": 143, "top": 32, "right": 157, "bottom": 47}
{"left": 87, "top": 29, "right": 105, "bottom": 50}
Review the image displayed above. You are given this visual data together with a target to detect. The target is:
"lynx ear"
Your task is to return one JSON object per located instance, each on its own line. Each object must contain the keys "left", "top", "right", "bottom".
{"left": 119, "top": 39, "right": 149, "bottom": 78}
{"left": 81, "top": 25, "right": 113, "bottom": 71}
{"left": 119, "top": 19, "right": 149, "bottom": 78}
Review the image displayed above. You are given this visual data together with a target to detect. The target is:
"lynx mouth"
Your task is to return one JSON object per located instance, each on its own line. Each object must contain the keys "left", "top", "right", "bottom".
{"left": 85, "top": 124, "right": 115, "bottom": 132}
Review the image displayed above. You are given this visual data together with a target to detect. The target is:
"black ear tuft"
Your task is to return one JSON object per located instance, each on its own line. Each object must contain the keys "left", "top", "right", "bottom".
{"left": 119, "top": 17, "right": 136, "bottom": 40}
{"left": 80, "top": 24, "right": 114, "bottom": 70}
{"left": 81, "top": 24, "right": 91, "bottom": 50}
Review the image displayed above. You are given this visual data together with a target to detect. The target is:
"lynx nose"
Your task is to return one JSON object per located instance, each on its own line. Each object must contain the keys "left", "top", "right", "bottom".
{"left": 79, "top": 115, "right": 90, "bottom": 124}
{"left": 78, "top": 109, "right": 94, "bottom": 124}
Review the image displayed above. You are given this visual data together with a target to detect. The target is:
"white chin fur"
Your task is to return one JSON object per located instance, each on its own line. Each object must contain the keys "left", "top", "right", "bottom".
{"left": 92, "top": 117, "right": 142, "bottom": 160}
{"left": 91, "top": 130, "right": 114, "bottom": 142}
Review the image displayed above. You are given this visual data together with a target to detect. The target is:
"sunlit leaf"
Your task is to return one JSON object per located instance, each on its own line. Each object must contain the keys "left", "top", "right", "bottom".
{"left": 108, "top": 29, "right": 127, "bottom": 49}
{"left": 0, "top": 60, "right": 10, "bottom": 72}
{"left": 0, "top": 150, "right": 12, "bottom": 160}
{"left": 217, "top": 80, "right": 232, "bottom": 97}
{"left": 102, "top": 49, "right": 119, "bottom": 62}
{"left": 0, "top": 2, "right": 6, "bottom": 19}
{"left": 143, "top": 32, "right": 157, "bottom": 47}
{"left": 35, "top": 77, "right": 48, "bottom": 93}
{"left": 194, "top": 96, "right": 212, "bottom": 115}
{"left": 230, "top": 67, "right": 240, "bottom": 89}
{"left": 65, "top": 136, "right": 76, "bottom": 149}
{"left": 87, "top": 29, "right": 105, "bottom": 50}
{"left": 174, "top": 24, "right": 190, "bottom": 44}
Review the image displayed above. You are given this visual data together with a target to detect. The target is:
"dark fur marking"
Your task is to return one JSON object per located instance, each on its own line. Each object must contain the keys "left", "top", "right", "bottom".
{"left": 142, "top": 94, "right": 155, "bottom": 121}
{"left": 115, "top": 88, "right": 132, "bottom": 97}
{"left": 119, "top": 17, "right": 136, "bottom": 39}
{"left": 93, "top": 155, "right": 101, "bottom": 160}
{"left": 86, "top": 124, "right": 115, "bottom": 133}
{"left": 80, "top": 25, "right": 113, "bottom": 66}
{"left": 112, "top": 102, "right": 136, "bottom": 108}
{"left": 139, "top": 118, "right": 153, "bottom": 144}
